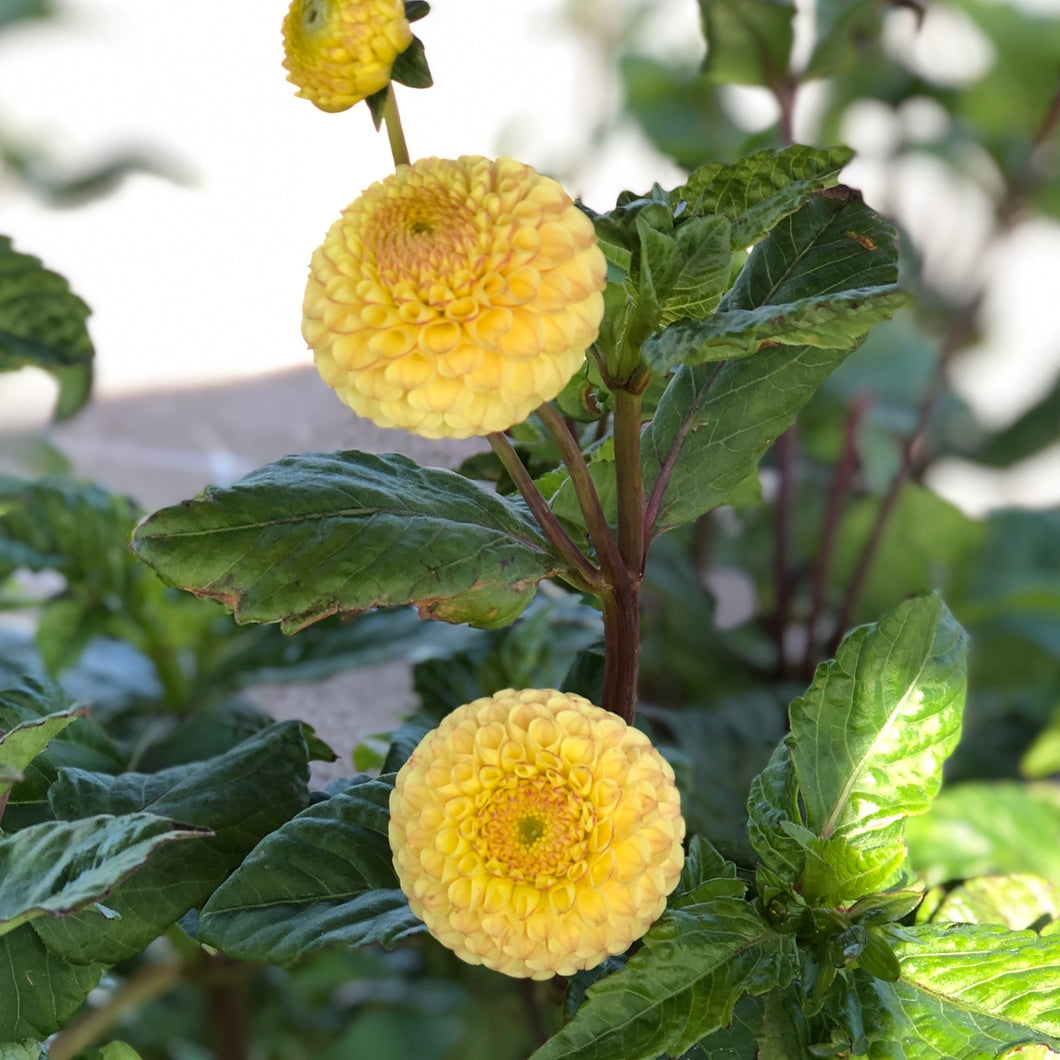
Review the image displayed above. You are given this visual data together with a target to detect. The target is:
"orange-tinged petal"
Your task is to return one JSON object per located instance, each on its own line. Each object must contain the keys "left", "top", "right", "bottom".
{"left": 303, "top": 157, "right": 607, "bottom": 438}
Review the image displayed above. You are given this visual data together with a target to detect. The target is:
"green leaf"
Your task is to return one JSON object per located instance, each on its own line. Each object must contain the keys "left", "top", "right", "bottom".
{"left": 0, "top": 708, "right": 84, "bottom": 803}
{"left": 699, "top": 0, "right": 795, "bottom": 87}
{"left": 723, "top": 188, "right": 899, "bottom": 313}
{"left": 805, "top": 0, "right": 884, "bottom": 78}
{"left": 906, "top": 782, "right": 1060, "bottom": 888}
{"left": 791, "top": 594, "right": 965, "bottom": 840}
{"left": 747, "top": 739, "right": 806, "bottom": 890}
{"left": 0, "top": 475, "right": 140, "bottom": 587}
{"left": 0, "top": 925, "right": 103, "bottom": 1041}
{"left": 198, "top": 776, "right": 425, "bottom": 964}
{"left": 529, "top": 898, "right": 799, "bottom": 1060}
{"left": 0, "top": 0, "right": 50, "bottom": 30}
{"left": 0, "top": 813, "right": 206, "bottom": 938}
{"left": 646, "top": 694, "right": 784, "bottom": 860}
{"left": 643, "top": 345, "right": 853, "bottom": 533}
{"left": 0, "top": 1042, "right": 46, "bottom": 1060}
{"left": 644, "top": 286, "right": 906, "bottom": 373}
{"left": 200, "top": 606, "right": 482, "bottom": 694}
{"left": 670, "top": 834, "right": 744, "bottom": 908}
{"left": 33, "top": 722, "right": 310, "bottom": 964}
{"left": 0, "top": 678, "right": 124, "bottom": 830}
{"left": 677, "top": 145, "right": 854, "bottom": 249}
{"left": 390, "top": 34, "right": 432, "bottom": 89}
{"left": 0, "top": 237, "right": 94, "bottom": 420}
{"left": 858, "top": 924, "right": 1060, "bottom": 1058}
{"left": 659, "top": 215, "right": 733, "bottom": 327}
{"left": 1023, "top": 713, "right": 1060, "bottom": 779}
{"left": 131, "top": 451, "right": 562, "bottom": 632}
{"left": 931, "top": 874, "right": 1060, "bottom": 932}
{"left": 787, "top": 594, "right": 966, "bottom": 900}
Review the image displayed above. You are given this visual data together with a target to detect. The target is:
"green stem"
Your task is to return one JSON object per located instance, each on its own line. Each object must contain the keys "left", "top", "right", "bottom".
{"left": 612, "top": 385, "right": 646, "bottom": 579}
{"left": 382, "top": 86, "right": 410, "bottom": 168}
{"left": 536, "top": 402, "right": 625, "bottom": 583}
{"left": 48, "top": 960, "right": 185, "bottom": 1060}
{"left": 487, "top": 433, "right": 602, "bottom": 591}
{"left": 536, "top": 401, "right": 641, "bottom": 724}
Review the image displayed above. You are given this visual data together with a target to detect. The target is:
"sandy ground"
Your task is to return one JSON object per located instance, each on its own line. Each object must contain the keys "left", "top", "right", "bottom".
{"left": 4, "top": 366, "right": 486, "bottom": 782}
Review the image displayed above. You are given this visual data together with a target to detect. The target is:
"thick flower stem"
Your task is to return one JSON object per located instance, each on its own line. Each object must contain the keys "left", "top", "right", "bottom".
{"left": 600, "top": 579, "right": 640, "bottom": 725}
{"left": 536, "top": 402, "right": 625, "bottom": 583}
{"left": 382, "top": 86, "right": 410, "bottom": 168}
{"left": 488, "top": 432, "right": 602, "bottom": 592}
{"left": 537, "top": 401, "right": 641, "bottom": 723}
{"left": 612, "top": 385, "right": 646, "bottom": 579}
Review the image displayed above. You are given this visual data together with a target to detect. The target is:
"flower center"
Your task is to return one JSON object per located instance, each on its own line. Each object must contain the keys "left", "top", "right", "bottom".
{"left": 477, "top": 776, "right": 588, "bottom": 885}
{"left": 301, "top": 0, "right": 327, "bottom": 32}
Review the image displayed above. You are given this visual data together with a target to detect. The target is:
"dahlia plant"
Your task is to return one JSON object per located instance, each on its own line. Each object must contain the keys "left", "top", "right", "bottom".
{"left": 3, "top": 0, "right": 1060, "bottom": 1058}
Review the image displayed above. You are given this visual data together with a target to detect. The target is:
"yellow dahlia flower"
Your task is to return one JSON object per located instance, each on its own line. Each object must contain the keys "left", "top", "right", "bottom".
{"left": 389, "top": 689, "right": 685, "bottom": 979}
{"left": 281, "top": 0, "right": 413, "bottom": 112}
{"left": 302, "top": 156, "right": 607, "bottom": 439}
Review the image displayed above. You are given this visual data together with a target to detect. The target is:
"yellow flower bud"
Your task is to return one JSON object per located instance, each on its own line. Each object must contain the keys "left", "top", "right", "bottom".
{"left": 389, "top": 689, "right": 685, "bottom": 979}
{"left": 302, "top": 156, "right": 607, "bottom": 439}
{"left": 282, "top": 0, "right": 413, "bottom": 113}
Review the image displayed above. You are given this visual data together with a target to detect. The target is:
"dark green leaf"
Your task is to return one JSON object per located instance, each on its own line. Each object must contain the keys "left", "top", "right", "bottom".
{"left": 529, "top": 898, "right": 798, "bottom": 1060}
{"left": 200, "top": 606, "right": 482, "bottom": 694}
{"left": 0, "top": 677, "right": 124, "bottom": 829}
{"left": 858, "top": 924, "right": 1060, "bottom": 1057}
{"left": 722, "top": 188, "right": 899, "bottom": 313}
{"left": 391, "top": 35, "right": 432, "bottom": 89}
{"left": 677, "top": 145, "right": 854, "bottom": 249}
{"left": 0, "top": 237, "right": 94, "bottom": 420}
{"left": 906, "top": 782, "right": 1060, "bottom": 888}
{"left": 670, "top": 835, "right": 743, "bottom": 908}
{"left": 643, "top": 345, "right": 853, "bottom": 534}
{"left": 131, "top": 451, "right": 562, "bottom": 632}
{"left": 0, "top": 813, "right": 206, "bottom": 937}
{"left": 33, "top": 723, "right": 310, "bottom": 964}
{"left": 199, "top": 776, "right": 424, "bottom": 963}
{"left": 699, "top": 0, "right": 795, "bottom": 87}
{"left": 0, "top": 925, "right": 103, "bottom": 1041}
{"left": 660, "top": 215, "right": 733, "bottom": 327}
{"left": 643, "top": 286, "right": 906, "bottom": 374}
{"left": 646, "top": 694, "right": 784, "bottom": 861}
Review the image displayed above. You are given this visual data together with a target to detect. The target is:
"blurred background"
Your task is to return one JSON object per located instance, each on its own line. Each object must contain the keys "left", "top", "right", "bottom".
{"left": 1, "top": 0, "right": 1059, "bottom": 513}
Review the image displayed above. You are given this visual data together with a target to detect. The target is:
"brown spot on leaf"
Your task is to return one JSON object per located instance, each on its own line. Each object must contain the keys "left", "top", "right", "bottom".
{"left": 845, "top": 230, "right": 877, "bottom": 251}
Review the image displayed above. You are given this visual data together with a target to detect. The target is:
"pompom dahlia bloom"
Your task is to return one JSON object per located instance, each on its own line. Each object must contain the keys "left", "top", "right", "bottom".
{"left": 302, "top": 156, "right": 607, "bottom": 439}
{"left": 389, "top": 689, "right": 685, "bottom": 979}
{"left": 281, "top": 0, "right": 412, "bottom": 112}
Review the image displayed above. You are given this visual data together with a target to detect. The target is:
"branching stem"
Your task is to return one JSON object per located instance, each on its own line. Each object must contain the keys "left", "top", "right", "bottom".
{"left": 487, "top": 432, "right": 602, "bottom": 592}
